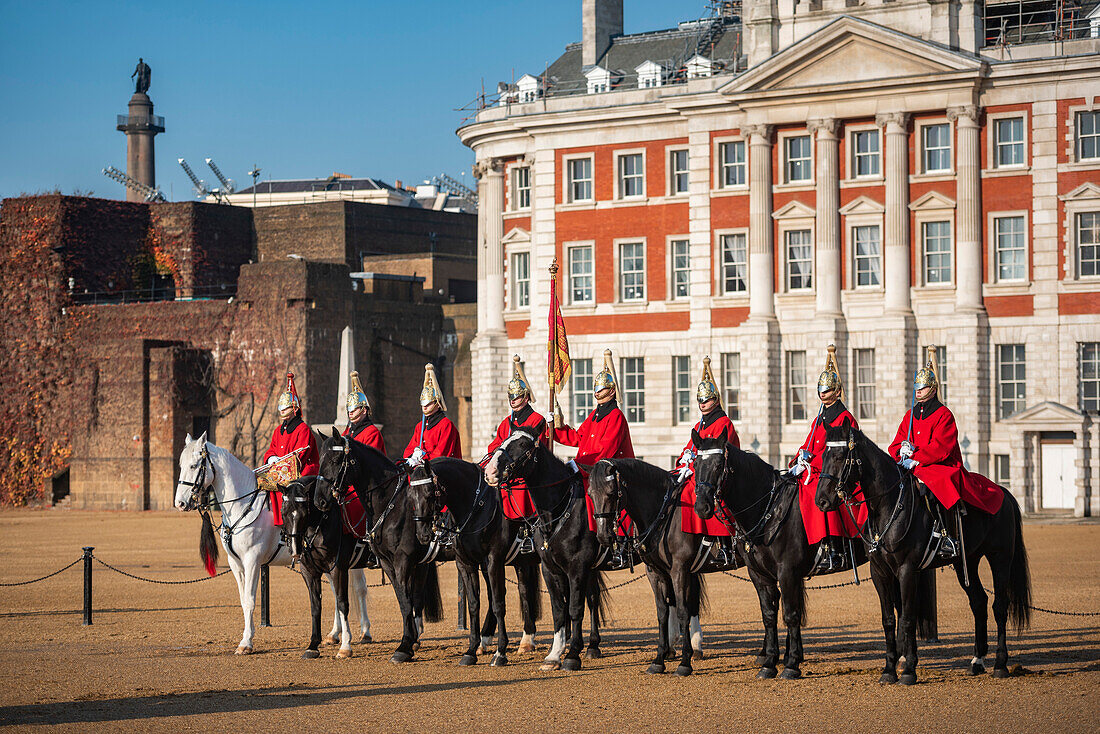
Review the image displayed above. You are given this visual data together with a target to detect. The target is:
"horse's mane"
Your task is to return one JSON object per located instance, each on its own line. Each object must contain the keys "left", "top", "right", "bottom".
{"left": 823, "top": 423, "right": 892, "bottom": 465}
{"left": 323, "top": 434, "right": 396, "bottom": 471}
{"left": 603, "top": 458, "right": 674, "bottom": 490}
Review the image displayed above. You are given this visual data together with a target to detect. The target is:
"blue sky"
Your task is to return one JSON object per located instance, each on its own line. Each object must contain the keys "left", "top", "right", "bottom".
{"left": 0, "top": 1, "right": 706, "bottom": 201}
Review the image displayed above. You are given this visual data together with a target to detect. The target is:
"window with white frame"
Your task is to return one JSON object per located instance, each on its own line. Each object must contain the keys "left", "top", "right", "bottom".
{"left": 922, "top": 123, "right": 952, "bottom": 173}
{"left": 785, "top": 135, "right": 812, "bottom": 183}
{"left": 512, "top": 166, "right": 531, "bottom": 210}
{"left": 922, "top": 220, "right": 953, "bottom": 284}
{"left": 920, "top": 345, "right": 948, "bottom": 403}
{"left": 1080, "top": 342, "right": 1100, "bottom": 412}
{"left": 854, "top": 348, "right": 875, "bottom": 422}
{"left": 997, "top": 344, "right": 1026, "bottom": 419}
{"left": 621, "top": 357, "right": 645, "bottom": 422}
{"left": 1078, "top": 111, "right": 1100, "bottom": 161}
{"left": 571, "top": 358, "right": 594, "bottom": 424}
{"left": 567, "top": 157, "right": 593, "bottom": 202}
{"left": 786, "top": 229, "right": 813, "bottom": 291}
{"left": 673, "top": 356, "right": 692, "bottom": 424}
{"left": 852, "top": 129, "right": 880, "bottom": 178}
{"left": 719, "top": 141, "right": 746, "bottom": 187}
{"left": 722, "top": 353, "right": 740, "bottom": 421}
{"left": 671, "top": 239, "right": 690, "bottom": 299}
{"left": 720, "top": 232, "right": 747, "bottom": 294}
{"left": 994, "top": 454, "right": 1011, "bottom": 488}
{"left": 1078, "top": 211, "right": 1100, "bottom": 277}
{"left": 994, "top": 118, "right": 1025, "bottom": 168}
{"left": 568, "top": 244, "right": 594, "bottom": 304}
{"left": 669, "top": 149, "right": 689, "bottom": 195}
{"left": 853, "top": 224, "right": 882, "bottom": 287}
{"left": 619, "top": 242, "right": 645, "bottom": 301}
{"left": 618, "top": 153, "right": 644, "bottom": 198}
{"left": 787, "top": 350, "right": 808, "bottom": 422}
{"left": 994, "top": 215, "right": 1026, "bottom": 282}
{"left": 511, "top": 251, "right": 530, "bottom": 308}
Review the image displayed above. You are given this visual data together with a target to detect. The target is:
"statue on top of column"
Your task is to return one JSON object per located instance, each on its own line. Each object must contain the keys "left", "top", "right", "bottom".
{"left": 131, "top": 58, "right": 151, "bottom": 95}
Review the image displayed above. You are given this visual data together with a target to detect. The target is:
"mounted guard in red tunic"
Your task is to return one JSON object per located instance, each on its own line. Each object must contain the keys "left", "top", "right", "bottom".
{"left": 340, "top": 370, "right": 385, "bottom": 539}
{"left": 485, "top": 355, "right": 547, "bottom": 519}
{"left": 260, "top": 372, "right": 319, "bottom": 526}
{"left": 404, "top": 363, "right": 462, "bottom": 463}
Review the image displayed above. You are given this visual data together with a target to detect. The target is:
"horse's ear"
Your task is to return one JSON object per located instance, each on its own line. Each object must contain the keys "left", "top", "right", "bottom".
{"left": 197, "top": 431, "right": 207, "bottom": 444}
{"left": 185, "top": 432, "right": 192, "bottom": 444}
{"left": 331, "top": 426, "right": 339, "bottom": 439}
{"left": 691, "top": 427, "right": 702, "bottom": 446}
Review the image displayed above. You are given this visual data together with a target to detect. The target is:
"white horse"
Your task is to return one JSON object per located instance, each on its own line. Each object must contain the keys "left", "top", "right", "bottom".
{"left": 174, "top": 432, "right": 371, "bottom": 656}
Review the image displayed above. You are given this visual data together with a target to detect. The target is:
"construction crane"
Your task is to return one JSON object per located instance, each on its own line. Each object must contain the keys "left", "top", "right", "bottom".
{"left": 205, "top": 158, "right": 236, "bottom": 195}
{"left": 431, "top": 173, "right": 478, "bottom": 206}
{"left": 178, "top": 157, "right": 219, "bottom": 201}
{"left": 102, "top": 165, "right": 166, "bottom": 202}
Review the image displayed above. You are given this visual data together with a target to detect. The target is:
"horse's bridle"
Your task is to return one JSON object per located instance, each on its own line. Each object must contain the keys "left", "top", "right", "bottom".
{"left": 492, "top": 437, "right": 539, "bottom": 486}
{"left": 820, "top": 428, "right": 908, "bottom": 552}
{"left": 177, "top": 444, "right": 216, "bottom": 510}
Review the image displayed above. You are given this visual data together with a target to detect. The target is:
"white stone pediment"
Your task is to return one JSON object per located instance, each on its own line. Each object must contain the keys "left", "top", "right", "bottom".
{"left": 772, "top": 200, "right": 816, "bottom": 219}
{"left": 909, "top": 190, "right": 956, "bottom": 211}
{"left": 501, "top": 227, "right": 530, "bottom": 245}
{"left": 1059, "top": 182, "right": 1100, "bottom": 201}
{"left": 839, "top": 195, "right": 885, "bottom": 215}
{"left": 725, "top": 17, "right": 982, "bottom": 94}
{"left": 1002, "top": 400, "right": 1085, "bottom": 426}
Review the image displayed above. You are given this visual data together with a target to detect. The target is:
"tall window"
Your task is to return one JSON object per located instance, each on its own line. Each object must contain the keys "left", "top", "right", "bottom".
{"left": 722, "top": 353, "right": 741, "bottom": 421}
{"left": 854, "top": 348, "right": 876, "bottom": 421}
{"left": 997, "top": 344, "right": 1026, "bottom": 419}
{"left": 568, "top": 245, "right": 594, "bottom": 304}
{"left": 785, "top": 135, "right": 812, "bottom": 183}
{"left": 618, "top": 153, "right": 644, "bottom": 198}
{"left": 994, "top": 455, "right": 1011, "bottom": 488}
{"left": 994, "top": 118, "right": 1025, "bottom": 168}
{"left": 787, "top": 351, "right": 808, "bottom": 422}
{"left": 853, "top": 130, "right": 880, "bottom": 177}
{"left": 853, "top": 224, "right": 882, "bottom": 287}
{"left": 719, "top": 141, "right": 746, "bottom": 187}
{"left": 671, "top": 239, "right": 690, "bottom": 299}
{"left": 512, "top": 166, "right": 531, "bottom": 209}
{"left": 567, "top": 158, "right": 593, "bottom": 202}
{"left": 1079, "top": 342, "right": 1100, "bottom": 413}
{"left": 1078, "top": 111, "right": 1100, "bottom": 161}
{"left": 621, "top": 357, "right": 645, "bottom": 422}
{"left": 1079, "top": 212, "right": 1100, "bottom": 277}
{"left": 619, "top": 242, "right": 645, "bottom": 301}
{"left": 669, "top": 149, "right": 689, "bottom": 195}
{"left": 571, "top": 358, "right": 594, "bottom": 424}
{"left": 786, "top": 229, "right": 813, "bottom": 291}
{"left": 922, "top": 123, "right": 951, "bottom": 172}
{"left": 720, "top": 233, "right": 748, "bottom": 294}
{"left": 922, "top": 221, "right": 952, "bottom": 284}
{"left": 511, "top": 252, "right": 530, "bottom": 308}
{"left": 994, "top": 215, "right": 1026, "bottom": 282}
{"left": 673, "top": 356, "right": 692, "bottom": 424}
{"left": 921, "top": 345, "right": 948, "bottom": 404}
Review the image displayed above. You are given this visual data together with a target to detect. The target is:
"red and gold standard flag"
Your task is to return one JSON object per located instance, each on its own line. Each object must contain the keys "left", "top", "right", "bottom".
{"left": 547, "top": 259, "right": 571, "bottom": 391}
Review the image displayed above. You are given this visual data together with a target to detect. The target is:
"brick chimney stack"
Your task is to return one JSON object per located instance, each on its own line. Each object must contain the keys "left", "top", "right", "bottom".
{"left": 582, "top": 0, "right": 623, "bottom": 68}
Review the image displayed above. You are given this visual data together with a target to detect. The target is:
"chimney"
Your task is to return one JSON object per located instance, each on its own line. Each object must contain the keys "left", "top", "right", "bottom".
{"left": 582, "top": 0, "right": 623, "bottom": 68}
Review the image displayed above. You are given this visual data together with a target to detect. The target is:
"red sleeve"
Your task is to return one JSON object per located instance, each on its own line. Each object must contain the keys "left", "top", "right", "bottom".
{"left": 486, "top": 418, "right": 510, "bottom": 455}
{"left": 404, "top": 423, "right": 421, "bottom": 459}
{"left": 553, "top": 423, "right": 580, "bottom": 447}
{"left": 797, "top": 418, "right": 816, "bottom": 455}
{"left": 577, "top": 410, "right": 625, "bottom": 464}
{"left": 291, "top": 423, "right": 319, "bottom": 476}
{"left": 360, "top": 426, "right": 386, "bottom": 455}
{"left": 887, "top": 411, "right": 913, "bottom": 460}
{"left": 913, "top": 409, "right": 957, "bottom": 466}
{"left": 441, "top": 420, "right": 462, "bottom": 459}
{"left": 726, "top": 421, "right": 740, "bottom": 449}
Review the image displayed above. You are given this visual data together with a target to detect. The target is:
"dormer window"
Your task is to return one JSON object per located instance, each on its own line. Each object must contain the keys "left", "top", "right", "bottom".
{"left": 585, "top": 65, "right": 615, "bottom": 94}
{"left": 516, "top": 74, "right": 542, "bottom": 103}
{"left": 685, "top": 54, "right": 713, "bottom": 79}
{"left": 635, "top": 60, "right": 665, "bottom": 89}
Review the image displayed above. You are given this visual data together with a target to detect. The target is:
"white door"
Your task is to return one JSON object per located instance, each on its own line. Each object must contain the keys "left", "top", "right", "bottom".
{"left": 1040, "top": 443, "right": 1076, "bottom": 510}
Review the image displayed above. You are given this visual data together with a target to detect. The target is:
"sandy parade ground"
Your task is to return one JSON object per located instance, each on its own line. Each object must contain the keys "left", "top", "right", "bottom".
{"left": 0, "top": 509, "right": 1097, "bottom": 732}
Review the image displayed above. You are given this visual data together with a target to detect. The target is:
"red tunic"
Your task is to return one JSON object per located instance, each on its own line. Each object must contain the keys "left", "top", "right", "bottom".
{"left": 486, "top": 405, "right": 547, "bottom": 519}
{"left": 340, "top": 419, "right": 387, "bottom": 536}
{"left": 343, "top": 419, "right": 386, "bottom": 455}
{"left": 679, "top": 410, "right": 739, "bottom": 536}
{"left": 795, "top": 402, "right": 868, "bottom": 544}
{"left": 262, "top": 415, "right": 320, "bottom": 525}
{"left": 889, "top": 399, "right": 1004, "bottom": 515}
{"left": 403, "top": 412, "right": 463, "bottom": 460}
{"left": 553, "top": 401, "right": 634, "bottom": 534}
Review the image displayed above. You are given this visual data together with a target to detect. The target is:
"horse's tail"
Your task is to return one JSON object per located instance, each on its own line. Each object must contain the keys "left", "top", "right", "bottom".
{"left": 592, "top": 571, "right": 612, "bottom": 626}
{"left": 422, "top": 562, "right": 444, "bottom": 624}
{"left": 1005, "top": 492, "right": 1032, "bottom": 632}
{"left": 521, "top": 562, "right": 543, "bottom": 622}
{"left": 199, "top": 510, "right": 219, "bottom": 577}
{"left": 915, "top": 567, "right": 938, "bottom": 641}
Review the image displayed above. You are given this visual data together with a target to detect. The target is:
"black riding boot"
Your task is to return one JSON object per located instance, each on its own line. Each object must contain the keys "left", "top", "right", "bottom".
{"left": 933, "top": 505, "right": 960, "bottom": 562}
{"left": 813, "top": 537, "right": 848, "bottom": 574}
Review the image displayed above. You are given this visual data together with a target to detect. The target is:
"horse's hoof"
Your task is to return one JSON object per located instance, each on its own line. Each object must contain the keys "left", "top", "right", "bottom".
{"left": 359, "top": 634, "right": 373, "bottom": 644}
{"left": 691, "top": 650, "right": 704, "bottom": 662}
{"left": 584, "top": 647, "right": 603, "bottom": 660}
{"left": 879, "top": 672, "right": 898, "bottom": 685}
{"left": 992, "top": 667, "right": 1010, "bottom": 679}
{"left": 518, "top": 641, "right": 536, "bottom": 654}
{"left": 459, "top": 653, "right": 478, "bottom": 666}
{"left": 779, "top": 667, "right": 801, "bottom": 680}
{"left": 970, "top": 663, "right": 986, "bottom": 676}
{"left": 539, "top": 661, "right": 561, "bottom": 672}
{"left": 561, "top": 657, "right": 582, "bottom": 672}
{"left": 335, "top": 648, "right": 352, "bottom": 659}
{"left": 302, "top": 649, "right": 320, "bottom": 659}
{"left": 757, "top": 667, "right": 778, "bottom": 680}
{"left": 234, "top": 646, "right": 253, "bottom": 656}
{"left": 390, "top": 650, "right": 413, "bottom": 664}
{"left": 490, "top": 653, "right": 508, "bottom": 667}
{"left": 675, "top": 665, "right": 693, "bottom": 677}
{"left": 646, "top": 663, "right": 666, "bottom": 675}
{"left": 897, "top": 673, "right": 918, "bottom": 685}
{"left": 755, "top": 654, "right": 769, "bottom": 666}
{"left": 412, "top": 641, "right": 421, "bottom": 651}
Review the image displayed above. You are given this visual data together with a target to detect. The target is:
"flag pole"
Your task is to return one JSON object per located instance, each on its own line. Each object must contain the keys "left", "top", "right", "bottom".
{"left": 547, "top": 258, "right": 559, "bottom": 455}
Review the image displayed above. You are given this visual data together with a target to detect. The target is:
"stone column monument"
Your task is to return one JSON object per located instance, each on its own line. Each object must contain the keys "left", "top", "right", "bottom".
{"left": 117, "top": 59, "right": 165, "bottom": 202}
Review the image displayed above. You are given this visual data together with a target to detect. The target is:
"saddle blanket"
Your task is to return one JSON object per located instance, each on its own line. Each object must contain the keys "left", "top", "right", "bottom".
{"left": 679, "top": 478, "right": 732, "bottom": 537}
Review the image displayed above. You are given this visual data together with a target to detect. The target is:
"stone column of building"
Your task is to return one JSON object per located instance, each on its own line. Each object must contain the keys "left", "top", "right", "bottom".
{"left": 116, "top": 92, "right": 165, "bottom": 203}
{"left": 482, "top": 159, "right": 507, "bottom": 332}
{"left": 950, "top": 104, "right": 983, "bottom": 312}
{"left": 746, "top": 124, "right": 775, "bottom": 320}
{"left": 809, "top": 118, "right": 842, "bottom": 316}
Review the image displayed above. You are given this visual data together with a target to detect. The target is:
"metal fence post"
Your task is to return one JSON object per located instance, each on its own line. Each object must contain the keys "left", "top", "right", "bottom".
{"left": 259, "top": 564, "right": 271, "bottom": 627}
{"left": 82, "top": 546, "right": 94, "bottom": 625}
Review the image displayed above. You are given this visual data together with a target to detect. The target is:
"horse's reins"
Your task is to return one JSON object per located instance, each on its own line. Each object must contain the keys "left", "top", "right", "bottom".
{"left": 491, "top": 443, "right": 583, "bottom": 545}
{"left": 178, "top": 444, "right": 270, "bottom": 553}
{"left": 593, "top": 460, "right": 668, "bottom": 556}
{"left": 821, "top": 434, "right": 912, "bottom": 553}
{"left": 697, "top": 447, "right": 789, "bottom": 546}
{"left": 412, "top": 467, "right": 498, "bottom": 538}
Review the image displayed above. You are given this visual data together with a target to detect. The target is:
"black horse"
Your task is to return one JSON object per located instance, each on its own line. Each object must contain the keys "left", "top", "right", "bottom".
{"left": 692, "top": 433, "right": 884, "bottom": 680}
{"left": 589, "top": 453, "right": 734, "bottom": 676}
{"left": 484, "top": 429, "right": 611, "bottom": 671}
{"left": 315, "top": 431, "right": 444, "bottom": 663}
{"left": 815, "top": 424, "right": 1031, "bottom": 683}
{"left": 407, "top": 457, "right": 543, "bottom": 666}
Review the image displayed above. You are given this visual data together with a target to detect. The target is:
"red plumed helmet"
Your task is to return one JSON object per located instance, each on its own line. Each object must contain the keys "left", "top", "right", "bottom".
{"left": 277, "top": 372, "right": 301, "bottom": 412}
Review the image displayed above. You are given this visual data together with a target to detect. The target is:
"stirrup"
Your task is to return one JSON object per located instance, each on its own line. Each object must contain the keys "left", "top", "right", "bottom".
{"left": 935, "top": 531, "right": 959, "bottom": 561}
{"left": 518, "top": 534, "right": 535, "bottom": 555}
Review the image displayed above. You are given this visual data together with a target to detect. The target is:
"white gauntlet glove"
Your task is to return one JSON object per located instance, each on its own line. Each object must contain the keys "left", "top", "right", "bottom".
{"left": 899, "top": 457, "right": 918, "bottom": 471}
{"left": 266, "top": 455, "right": 278, "bottom": 465}
{"left": 790, "top": 449, "right": 811, "bottom": 477}
{"left": 409, "top": 446, "right": 428, "bottom": 467}
{"left": 899, "top": 441, "right": 914, "bottom": 460}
